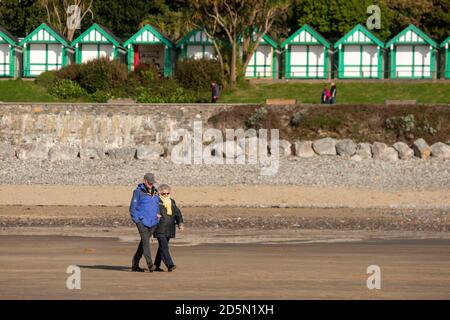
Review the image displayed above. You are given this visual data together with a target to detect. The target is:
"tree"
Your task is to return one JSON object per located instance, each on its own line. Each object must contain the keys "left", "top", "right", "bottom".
{"left": 293, "top": 0, "right": 392, "bottom": 41}
{"left": 37, "top": 0, "right": 94, "bottom": 41}
{"left": 0, "top": 0, "right": 46, "bottom": 36}
{"left": 422, "top": 0, "right": 450, "bottom": 40}
{"left": 190, "top": 0, "right": 289, "bottom": 87}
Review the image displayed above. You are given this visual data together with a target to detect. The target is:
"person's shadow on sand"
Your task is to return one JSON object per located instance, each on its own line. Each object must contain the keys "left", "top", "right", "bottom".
{"left": 79, "top": 265, "right": 131, "bottom": 272}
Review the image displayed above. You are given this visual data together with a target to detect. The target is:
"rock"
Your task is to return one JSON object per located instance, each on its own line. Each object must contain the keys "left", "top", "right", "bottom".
{"left": 430, "top": 142, "right": 450, "bottom": 160}
{"left": 372, "top": 142, "right": 399, "bottom": 161}
{"left": 312, "top": 138, "right": 336, "bottom": 156}
{"left": 393, "top": 142, "right": 414, "bottom": 159}
{"left": 355, "top": 143, "right": 372, "bottom": 159}
{"left": 16, "top": 143, "right": 49, "bottom": 160}
{"left": 351, "top": 154, "right": 362, "bottom": 162}
{"left": 412, "top": 138, "right": 431, "bottom": 159}
{"left": 136, "top": 143, "right": 165, "bottom": 160}
{"left": 80, "top": 145, "right": 105, "bottom": 160}
{"left": 336, "top": 139, "right": 357, "bottom": 157}
{"left": 0, "top": 142, "right": 15, "bottom": 159}
{"left": 294, "top": 141, "right": 315, "bottom": 158}
{"left": 275, "top": 140, "right": 292, "bottom": 157}
{"left": 49, "top": 144, "right": 79, "bottom": 162}
{"left": 106, "top": 147, "right": 136, "bottom": 160}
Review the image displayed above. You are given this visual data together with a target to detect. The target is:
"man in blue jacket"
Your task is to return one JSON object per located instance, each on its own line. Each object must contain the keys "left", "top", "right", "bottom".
{"left": 129, "top": 173, "right": 160, "bottom": 272}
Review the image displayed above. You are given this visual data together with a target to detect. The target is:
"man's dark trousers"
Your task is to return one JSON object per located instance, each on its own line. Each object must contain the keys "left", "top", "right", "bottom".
{"left": 133, "top": 222, "right": 157, "bottom": 268}
{"left": 155, "top": 237, "right": 174, "bottom": 267}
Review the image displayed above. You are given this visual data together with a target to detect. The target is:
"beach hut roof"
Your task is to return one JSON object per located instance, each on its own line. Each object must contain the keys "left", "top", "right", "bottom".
{"left": 386, "top": 24, "right": 437, "bottom": 48}
{"left": 123, "top": 24, "right": 173, "bottom": 48}
{"left": 0, "top": 26, "right": 18, "bottom": 46}
{"left": 335, "top": 24, "right": 384, "bottom": 48}
{"left": 176, "top": 29, "right": 213, "bottom": 48}
{"left": 281, "top": 25, "right": 330, "bottom": 48}
{"left": 72, "top": 23, "right": 123, "bottom": 47}
{"left": 19, "top": 22, "right": 71, "bottom": 47}
{"left": 440, "top": 36, "right": 450, "bottom": 48}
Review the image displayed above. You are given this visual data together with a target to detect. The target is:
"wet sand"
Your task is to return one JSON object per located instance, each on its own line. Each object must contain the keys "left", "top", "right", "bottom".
{"left": 0, "top": 235, "right": 449, "bottom": 299}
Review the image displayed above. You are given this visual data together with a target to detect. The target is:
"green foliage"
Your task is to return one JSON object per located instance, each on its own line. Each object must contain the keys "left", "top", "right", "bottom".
{"left": 48, "top": 79, "right": 87, "bottom": 100}
{"left": 175, "top": 58, "right": 223, "bottom": 92}
{"left": 56, "top": 64, "right": 83, "bottom": 81}
{"left": 77, "top": 58, "right": 129, "bottom": 93}
{"left": 35, "top": 71, "right": 58, "bottom": 89}
{"left": 136, "top": 80, "right": 198, "bottom": 103}
{"left": 89, "top": 90, "right": 115, "bottom": 103}
{"left": 134, "top": 63, "right": 160, "bottom": 83}
{"left": 0, "top": 0, "right": 46, "bottom": 37}
{"left": 310, "top": 114, "right": 343, "bottom": 131}
{"left": 245, "top": 107, "right": 268, "bottom": 130}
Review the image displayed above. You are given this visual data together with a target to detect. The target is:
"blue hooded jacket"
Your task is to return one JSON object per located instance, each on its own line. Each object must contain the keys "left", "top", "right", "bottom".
{"left": 129, "top": 183, "right": 160, "bottom": 228}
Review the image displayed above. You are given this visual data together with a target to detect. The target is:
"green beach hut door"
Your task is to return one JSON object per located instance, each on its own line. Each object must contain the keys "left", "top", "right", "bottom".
{"left": 441, "top": 37, "right": 450, "bottom": 79}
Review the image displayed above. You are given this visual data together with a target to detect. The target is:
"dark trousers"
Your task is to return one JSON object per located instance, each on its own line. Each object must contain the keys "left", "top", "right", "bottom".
{"left": 155, "top": 237, "right": 174, "bottom": 268}
{"left": 133, "top": 222, "right": 156, "bottom": 267}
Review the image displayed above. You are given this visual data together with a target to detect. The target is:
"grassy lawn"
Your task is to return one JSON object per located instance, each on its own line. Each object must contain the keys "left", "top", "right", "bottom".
{"left": 220, "top": 82, "right": 450, "bottom": 104}
{"left": 0, "top": 80, "right": 57, "bottom": 103}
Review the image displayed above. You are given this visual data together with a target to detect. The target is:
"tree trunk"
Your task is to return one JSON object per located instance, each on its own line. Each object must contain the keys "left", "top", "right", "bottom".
{"left": 230, "top": 42, "right": 237, "bottom": 87}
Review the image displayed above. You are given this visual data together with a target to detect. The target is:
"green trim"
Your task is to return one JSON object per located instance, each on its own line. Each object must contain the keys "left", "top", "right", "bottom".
{"left": 10, "top": 46, "right": 15, "bottom": 77}
{"left": 387, "top": 24, "right": 437, "bottom": 48}
{"left": 0, "top": 31, "right": 16, "bottom": 46}
{"left": 272, "top": 49, "right": 277, "bottom": 79}
{"left": 335, "top": 24, "right": 384, "bottom": 48}
{"left": 324, "top": 49, "right": 329, "bottom": 79}
{"left": 127, "top": 45, "right": 134, "bottom": 71}
{"left": 281, "top": 25, "right": 330, "bottom": 48}
{"left": 440, "top": 36, "right": 450, "bottom": 48}
{"left": 72, "top": 23, "right": 122, "bottom": 48}
{"left": 124, "top": 25, "right": 173, "bottom": 48}
{"left": 19, "top": 23, "right": 70, "bottom": 47}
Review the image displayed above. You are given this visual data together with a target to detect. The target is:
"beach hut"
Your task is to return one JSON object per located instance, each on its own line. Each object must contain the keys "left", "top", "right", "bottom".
{"left": 123, "top": 25, "right": 174, "bottom": 77}
{"left": 244, "top": 34, "right": 278, "bottom": 79}
{"left": 335, "top": 24, "right": 384, "bottom": 79}
{"left": 281, "top": 25, "right": 330, "bottom": 79}
{"left": 387, "top": 25, "right": 438, "bottom": 79}
{"left": 19, "top": 23, "right": 74, "bottom": 77}
{"left": 0, "top": 26, "right": 22, "bottom": 78}
{"left": 72, "top": 23, "right": 126, "bottom": 64}
{"left": 440, "top": 36, "right": 450, "bottom": 79}
{"left": 177, "top": 29, "right": 216, "bottom": 60}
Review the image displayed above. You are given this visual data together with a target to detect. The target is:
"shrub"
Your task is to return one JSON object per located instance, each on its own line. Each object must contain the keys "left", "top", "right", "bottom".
{"left": 134, "top": 63, "right": 159, "bottom": 83}
{"left": 89, "top": 90, "right": 114, "bottom": 103}
{"left": 56, "top": 63, "right": 82, "bottom": 81}
{"left": 175, "top": 58, "right": 223, "bottom": 92}
{"left": 245, "top": 107, "right": 268, "bottom": 130}
{"left": 35, "top": 71, "right": 57, "bottom": 89}
{"left": 49, "top": 79, "right": 87, "bottom": 100}
{"left": 136, "top": 80, "right": 198, "bottom": 103}
{"left": 78, "top": 58, "right": 128, "bottom": 93}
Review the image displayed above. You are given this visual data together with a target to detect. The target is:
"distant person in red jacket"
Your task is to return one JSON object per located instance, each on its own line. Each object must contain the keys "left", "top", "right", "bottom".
{"left": 321, "top": 85, "right": 331, "bottom": 104}
{"left": 329, "top": 82, "right": 337, "bottom": 104}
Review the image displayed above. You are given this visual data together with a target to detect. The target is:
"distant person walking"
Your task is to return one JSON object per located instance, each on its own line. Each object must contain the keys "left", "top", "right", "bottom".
{"left": 329, "top": 82, "right": 337, "bottom": 104}
{"left": 321, "top": 85, "right": 331, "bottom": 104}
{"left": 211, "top": 81, "right": 220, "bottom": 103}
{"left": 129, "top": 173, "right": 160, "bottom": 273}
{"left": 153, "top": 184, "right": 184, "bottom": 272}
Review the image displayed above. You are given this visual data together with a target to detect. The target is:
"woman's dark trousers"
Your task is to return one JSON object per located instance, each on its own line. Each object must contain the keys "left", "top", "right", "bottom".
{"left": 155, "top": 237, "right": 174, "bottom": 267}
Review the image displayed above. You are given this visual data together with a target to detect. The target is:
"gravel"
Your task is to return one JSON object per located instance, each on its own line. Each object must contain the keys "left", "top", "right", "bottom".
{"left": 0, "top": 157, "right": 449, "bottom": 191}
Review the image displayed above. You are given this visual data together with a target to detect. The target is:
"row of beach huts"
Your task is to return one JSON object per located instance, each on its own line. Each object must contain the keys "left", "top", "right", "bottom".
{"left": 0, "top": 22, "right": 449, "bottom": 80}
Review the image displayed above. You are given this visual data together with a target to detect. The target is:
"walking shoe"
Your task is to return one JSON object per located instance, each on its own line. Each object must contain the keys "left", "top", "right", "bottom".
{"left": 131, "top": 266, "right": 145, "bottom": 272}
{"left": 155, "top": 267, "right": 165, "bottom": 272}
{"left": 148, "top": 264, "right": 157, "bottom": 272}
{"left": 168, "top": 265, "right": 177, "bottom": 272}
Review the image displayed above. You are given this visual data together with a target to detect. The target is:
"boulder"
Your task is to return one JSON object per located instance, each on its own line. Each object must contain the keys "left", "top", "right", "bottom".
{"left": 0, "top": 142, "right": 15, "bottom": 159}
{"left": 430, "top": 142, "right": 450, "bottom": 160}
{"left": 412, "top": 138, "right": 431, "bottom": 159}
{"left": 80, "top": 146, "right": 105, "bottom": 160}
{"left": 136, "top": 143, "right": 165, "bottom": 160}
{"left": 372, "top": 142, "right": 399, "bottom": 161}
{"left": 210, "top": 141, "right": 245, "bottom": 159}
{"left": 336, "top": 139, "right": 356, "bottom": 157}
{"left": 275, "top": 139, "right": 292, "bottom": 157}
{"left": 16, "top": 143, "right": 48, "bottom": 160}
{"left": 49, "top": 144, "right": 79, "bottom": 162}
{"left": 294, "top": 141, "right": 315, "bottom": 158}
{"left": 392, "top": 142, "right": 414, "bottom": 160}
{"left": 107, "top": 147, "right": 136, "bottom": 160}
{"left": 355, "top": 143, "right": 372, "bottom": 159}
{"left": 312, "top": 138, "right": 336, "bottom": 156}
{"left": 351, "top": 154, "right": 363, "bottom": 162}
